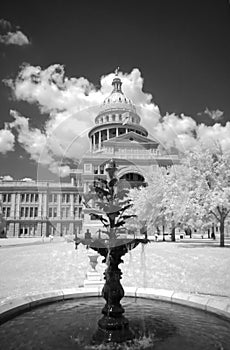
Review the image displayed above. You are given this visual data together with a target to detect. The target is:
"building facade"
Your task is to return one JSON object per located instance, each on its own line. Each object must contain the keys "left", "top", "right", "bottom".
{"left": 0, "top": 182, "right": 83, "bottom": 237}
{"left": 0, "top": 73, "right": 178, "bottom": 238}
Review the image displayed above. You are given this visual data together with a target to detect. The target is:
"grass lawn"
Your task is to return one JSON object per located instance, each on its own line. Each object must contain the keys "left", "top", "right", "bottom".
{"left": 0, "top": 240, "right": 230, "bottom": 305}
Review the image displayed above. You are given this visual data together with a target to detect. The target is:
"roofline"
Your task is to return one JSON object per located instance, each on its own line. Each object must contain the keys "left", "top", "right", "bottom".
{"left": 88, "top": 123, "right": 148, "bottom": 138}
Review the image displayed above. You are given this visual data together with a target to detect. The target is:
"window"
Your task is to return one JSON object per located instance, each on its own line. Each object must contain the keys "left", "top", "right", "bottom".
{"left": 34, "top": 207, "right": 38, "bottom": 217}
{"left": 112, "top": 114, "right": 116, "bottom": 121}
{"left": 3, "top": 207, "right": 10, "bottom": 217}
{"left": 35, "top": 193, "right": 39, "bottom": 202}
{"left": 21, "top": 194, "right": 25, "bottom": 202}
{"left": 20, "top": 207, "right": 24, "bottom": 217}
{"left": 26, "top": 194, "right": 30, "bottom": 202}
{"left": 49, "top": 194, "right": 57, "bottom": 203}
{"left": 3, "top": 194, "right": 11, "bottom": 203}
{"left": 61, "top": 206, "right": 70, "bottom": 218}
{"left": 25, "top": 207, "right": 29, "bottom": 217}
{"left": 74, "top": 207, "right": 78, "bottom": 218}
{"left": 61, "top": 208, "right": 65, "bottom": 218}
{"left": 93, "top": 165, "right": 98, "bottom": 174}
{"left": 49, "top": 207, "right": 57, "bottom": 218}
{"left": 74, "top": 194, "right": 78, "bottom": 203}
{"left": 62, "top": 193, "right": 70, "bottom": 203}
{"left": 30, "top": 207, "right": 33, "bottom": 217}
{"left": 79, "top": 208, "right": 82, "bottom": 218}
{"left": 99, "top": 165, "right": 104, "bottom": 174}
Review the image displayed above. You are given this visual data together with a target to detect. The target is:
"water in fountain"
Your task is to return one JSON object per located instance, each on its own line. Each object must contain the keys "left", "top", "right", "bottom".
{"left": 0, "top": 297, "right": 229, "bottom": 349}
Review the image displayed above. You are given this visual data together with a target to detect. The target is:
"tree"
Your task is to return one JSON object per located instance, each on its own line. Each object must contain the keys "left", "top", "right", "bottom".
{"left": 129, "top": 166, "right": 190, "bottom": 241}
{"left": 181, "top": 147, "right": 230, "bottom": 247}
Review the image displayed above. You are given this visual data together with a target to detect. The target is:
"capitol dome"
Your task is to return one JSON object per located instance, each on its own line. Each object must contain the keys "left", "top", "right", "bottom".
{"left": 100, "top": 75, "right": 136, "bottom": 113}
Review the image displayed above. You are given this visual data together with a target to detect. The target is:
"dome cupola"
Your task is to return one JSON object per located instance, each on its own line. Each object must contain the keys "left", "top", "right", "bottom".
{"left": 100, "top": 69, "right": 136, "bottom": 114}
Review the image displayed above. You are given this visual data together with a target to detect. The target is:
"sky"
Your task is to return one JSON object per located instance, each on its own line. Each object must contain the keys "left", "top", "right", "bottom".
{"left": 0, "top": 0, "right": 230, "bottom": 181}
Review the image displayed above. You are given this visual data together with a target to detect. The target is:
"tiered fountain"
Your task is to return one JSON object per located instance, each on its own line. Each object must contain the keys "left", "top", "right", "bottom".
{"left": 76, "top": 159, "right": 148, "bottom": 344}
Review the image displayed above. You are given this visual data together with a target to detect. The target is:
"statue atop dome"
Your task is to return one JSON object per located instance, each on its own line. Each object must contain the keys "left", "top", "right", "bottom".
{"left": 114, "top": 66, "right": 120, "bottom": 76}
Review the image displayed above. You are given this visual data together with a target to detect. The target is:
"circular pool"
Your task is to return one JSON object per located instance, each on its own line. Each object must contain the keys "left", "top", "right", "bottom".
{"left": 0, "top": 297, "right": 229, "bottom": 349}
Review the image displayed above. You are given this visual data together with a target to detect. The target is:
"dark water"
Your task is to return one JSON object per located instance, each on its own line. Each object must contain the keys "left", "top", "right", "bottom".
{"left": 0, "top": 297, "right": 230, "bottom": 349}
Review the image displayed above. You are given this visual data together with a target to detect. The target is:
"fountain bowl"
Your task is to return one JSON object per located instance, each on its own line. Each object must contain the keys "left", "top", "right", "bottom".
{"left": 0, "top": 287, "right": 230, "bottom": 350}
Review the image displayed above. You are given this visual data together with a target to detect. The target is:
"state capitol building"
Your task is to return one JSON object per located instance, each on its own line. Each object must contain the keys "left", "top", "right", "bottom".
{"left": 0, "top": 73, "right": 179, "bottom": 238}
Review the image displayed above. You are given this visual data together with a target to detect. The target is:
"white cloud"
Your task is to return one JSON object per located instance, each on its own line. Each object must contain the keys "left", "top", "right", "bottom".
{"left": 6, "top": 66, "right": 161, "bottom": 177}
{"left": 0, "top": 128, "right": 15, "bottom": 154}
{"left": 152, "top": 112, "right": 197, "bottom": 151}
{"left": 197, "top": 122, "right": 230, "bottom": 154}
{"left": 20, "top": 177, "right": 34, "bottom": 182}
{"left": 0, "top": 175, "right": 13, "bottom": 181}
{"left": 0, "top": 18, "right": 30, "bottom": 46}
{"left": 198, "top": 107, "right": 224, "bottom": 121}
{"left": 6, "top": 65, "right": 230, "bottom": 177}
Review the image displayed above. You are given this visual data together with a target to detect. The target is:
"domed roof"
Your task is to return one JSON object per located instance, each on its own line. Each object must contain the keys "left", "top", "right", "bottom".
{"left": 100, "top": 75, "right": 136, "bottom": 113}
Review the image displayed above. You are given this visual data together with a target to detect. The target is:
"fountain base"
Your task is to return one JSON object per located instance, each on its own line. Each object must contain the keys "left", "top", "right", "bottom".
{"left": 93, "top": 315, "right": 134, "bottom": 344}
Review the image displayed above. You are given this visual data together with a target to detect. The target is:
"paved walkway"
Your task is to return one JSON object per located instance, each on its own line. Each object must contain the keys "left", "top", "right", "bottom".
{"left": 0, "top": 236, "right": 66, "bottom": 247}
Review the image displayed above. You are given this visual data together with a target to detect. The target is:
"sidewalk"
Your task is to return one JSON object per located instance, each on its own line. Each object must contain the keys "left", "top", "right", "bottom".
{"left": 0, "top": 236, "right": 65, "bottom": 247}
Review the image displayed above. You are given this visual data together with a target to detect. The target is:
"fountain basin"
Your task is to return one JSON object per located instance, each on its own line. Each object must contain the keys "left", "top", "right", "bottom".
{"left": 0, "top": 287, "right": 230, "bottom": 349}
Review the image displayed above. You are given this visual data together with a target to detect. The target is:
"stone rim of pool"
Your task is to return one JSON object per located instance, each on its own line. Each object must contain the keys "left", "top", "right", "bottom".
{"left": 1, "top": 286, "right": 230, "bottom": 325}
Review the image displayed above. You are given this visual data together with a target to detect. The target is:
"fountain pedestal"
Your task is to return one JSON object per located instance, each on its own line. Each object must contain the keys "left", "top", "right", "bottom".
{"left": 92, "top": 244, "right": 134, "bottom": 344}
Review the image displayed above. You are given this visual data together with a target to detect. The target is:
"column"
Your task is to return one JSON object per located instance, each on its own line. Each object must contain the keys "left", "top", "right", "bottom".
{"left": 14, "top": 222, "right": 20, "bottom": 237}
{"left": 15, "top": 193, "right": 20, "bottom": 219}
{"left": 57, "top": 193, "right": 61, "bottom": 219}
{"left": 10, "top": 193, "right": 16, "bottom": 219}
{"left": 43, "top": 193, "right": 47, "bottom": 218}
{"left": 107, "top": 128, "right": 109, "bottom": 140}
{"left": 69, "top": 222, "right": 74, "bottom": 235}
{"left": 99, "top": 130, "right": 101, "bottom": 149}
{"left": 37, "top": 222, "right": 42, "bottom": 236}
{"left": 8, "top": 223, "right": 15, "bottom": 237}
{"left": 116, "top": 127, "right": 118, "bottom": 137}
{"left": 38, "top": 193, "right": 43, "bottom": 218}
{"left": 70, "top": 193, "right": 74, "bottom": 219}
{"left": 93, "top": 134, "right": 96, "bottom": 150}
{"left": 56, "top": 222, "right": 61, "bottom": 236}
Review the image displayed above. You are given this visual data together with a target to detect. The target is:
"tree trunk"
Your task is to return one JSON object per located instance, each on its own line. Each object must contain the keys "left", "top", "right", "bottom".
{"left": 162, "top": 225, "right": 165, "bottom": 241}
{"left": 171, "top": 223, "right": 176, "bottom": 242}
{"left": 220, "top": 218, "right": 225, "bottom": 247}
{"left": 211, "top": 224, "right": 216, "bottom": 240}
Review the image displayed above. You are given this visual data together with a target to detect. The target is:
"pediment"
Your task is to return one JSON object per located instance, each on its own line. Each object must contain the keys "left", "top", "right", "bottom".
{"left": 103, "top": 131, "right": 158, "bottom": 145}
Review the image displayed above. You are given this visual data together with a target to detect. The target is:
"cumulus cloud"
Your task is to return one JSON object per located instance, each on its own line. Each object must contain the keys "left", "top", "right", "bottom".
{"left": 5, "top": 65, "right": 230, "bottom": 176}
{"left": 5, "top": 66, "right": 161, "bottom": 176}
{"left": 152, "top": 112, "right": 197, "bottom": 152}
{"left": 20, "top": 177, "right": 34, "bottom": 182}
{"left": 197, "top": 122, "right": 230, "bottom": 154}
{"left": 198, "top": 107, "right": 224, "bottom": 121}
{"left": 0, "top": 18, "right": 30, "bottom": 46}
{"left": 0, "top": 175, "right": 13, "bottom": 181}
{"left": 0, "top": 128, "right": 15, "bottom": 154}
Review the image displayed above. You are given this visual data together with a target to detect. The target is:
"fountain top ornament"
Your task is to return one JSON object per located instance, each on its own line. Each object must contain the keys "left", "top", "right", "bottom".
{"left": 76, "top": 158, "right": 148, "bottom": 253}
